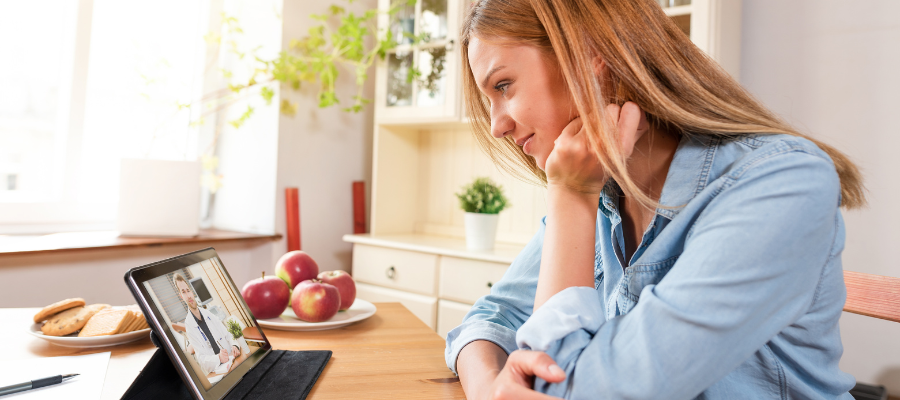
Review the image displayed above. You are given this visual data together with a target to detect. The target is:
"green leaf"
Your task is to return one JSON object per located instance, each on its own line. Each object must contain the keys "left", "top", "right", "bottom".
{"left": 228, "top": 105, "right": 255, "bottom": 129}
{"left": 456, "top": 178, "right": 509, "bottom": 214}
{"left": 260, "top": 86, "right": 275, "bottom": 105}
{"left": 280, "top": 99, "right": 298, "bottom": 116}
{"left": 318, "top": 91, "right": 339, "bottom": 108}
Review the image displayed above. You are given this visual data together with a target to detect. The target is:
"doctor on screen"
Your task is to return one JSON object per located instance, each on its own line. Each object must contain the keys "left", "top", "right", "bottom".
{"left": 174, "top": 273, "right": 241, "bottom": 376}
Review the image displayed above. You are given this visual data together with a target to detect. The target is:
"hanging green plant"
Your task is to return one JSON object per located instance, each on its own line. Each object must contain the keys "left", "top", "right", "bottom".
{"left": 206, "top": 0, "right": 420, "bottom": 116}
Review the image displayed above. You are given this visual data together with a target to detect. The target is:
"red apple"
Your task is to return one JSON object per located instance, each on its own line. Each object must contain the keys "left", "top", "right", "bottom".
{"left": 241, "top": 272, "right": 291, "bottom": 319}
{"left": 291, "top": 280, "right": 340, "bottom": 322}
{"left": 317, "top": 270, "right": 356, "bottom": 310}
{"left": 275, "top": 251, "right": 319, "bottom": 289}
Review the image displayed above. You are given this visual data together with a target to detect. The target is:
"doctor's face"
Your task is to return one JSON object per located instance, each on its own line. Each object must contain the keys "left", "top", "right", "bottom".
{"left": 176, "top": 280, "right": 198, "bottom": 310}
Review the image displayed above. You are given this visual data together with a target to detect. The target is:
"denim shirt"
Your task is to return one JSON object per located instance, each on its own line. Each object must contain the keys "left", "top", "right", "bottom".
{"left": 445, "top": 134, "right": 856, "bottom": 399}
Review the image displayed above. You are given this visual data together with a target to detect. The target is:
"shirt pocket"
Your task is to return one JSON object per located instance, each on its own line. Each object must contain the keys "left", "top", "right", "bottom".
{"left": 619, "top": 256, "right": 679, "bottom": 313}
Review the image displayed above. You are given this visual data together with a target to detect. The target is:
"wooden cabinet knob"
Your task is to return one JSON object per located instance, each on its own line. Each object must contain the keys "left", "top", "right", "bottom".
{"left": 386, "top": 266, "right": 396, "bottom": 279}
{"left": 487, "top": 282, "right": 493, "bottom": 288}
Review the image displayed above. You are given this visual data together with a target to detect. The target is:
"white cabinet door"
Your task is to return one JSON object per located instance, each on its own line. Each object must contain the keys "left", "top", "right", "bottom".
{"left": 439, "top": 256, "right": 509, "bottom": 304}
{"left": 437, "top": 299, "right": 473, "bottom": 339}
{"left": 352, "top": 244, "right": 439, "bottom": 296}
{"left": 356, "top": 282, "right": 438, "bottom": 329}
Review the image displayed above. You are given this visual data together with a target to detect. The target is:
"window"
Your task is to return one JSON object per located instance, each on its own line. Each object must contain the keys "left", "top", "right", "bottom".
{"left": 0, "top": 0, "right": 210, "bottom": 234}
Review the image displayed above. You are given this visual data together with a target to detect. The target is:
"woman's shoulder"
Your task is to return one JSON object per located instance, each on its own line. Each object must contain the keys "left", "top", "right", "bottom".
{"left": 712, "top": 133, "right": 838, "bottom": 182}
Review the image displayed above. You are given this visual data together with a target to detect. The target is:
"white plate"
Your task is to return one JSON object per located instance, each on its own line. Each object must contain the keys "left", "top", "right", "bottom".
{"left": 256, "top": 299, "right": 376, "bottom": 331}
{"left": 28, "top": 324, "right": 151, "bottom": 348}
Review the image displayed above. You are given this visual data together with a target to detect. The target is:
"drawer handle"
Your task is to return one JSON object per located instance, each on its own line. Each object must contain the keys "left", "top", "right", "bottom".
{"left": 386, "top": 266, "right": 396, "bottom": 279}
{"left": 487, "top": 282, "right": 493, "bottom": 288}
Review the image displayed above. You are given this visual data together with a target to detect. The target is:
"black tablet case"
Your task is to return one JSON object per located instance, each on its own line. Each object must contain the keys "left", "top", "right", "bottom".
{"left": 121, "top": 332, "right": 331, "bottom": 400}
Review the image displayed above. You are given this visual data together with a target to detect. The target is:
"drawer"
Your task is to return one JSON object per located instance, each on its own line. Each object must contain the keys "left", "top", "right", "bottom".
{"left": 356, "top": 282, "right": 437, "bottom": 329}
{"left": 437, "top": 299, "right": 473, "bottom": 339}
{"left": 352, "top": 244, "right": 438, "bottom": 296}
{"left": 439, "top": 257, "right": 509, "bottom": 304}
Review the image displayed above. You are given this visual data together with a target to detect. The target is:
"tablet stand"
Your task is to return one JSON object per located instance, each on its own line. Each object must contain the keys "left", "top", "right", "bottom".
{"left": 121, "top": 331, "right": 331, "bottom": 400}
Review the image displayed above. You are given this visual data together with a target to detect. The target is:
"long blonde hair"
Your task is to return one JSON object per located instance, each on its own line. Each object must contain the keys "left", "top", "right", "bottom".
{"left": 461, "top": 0, "right": 866, "bottom": 209}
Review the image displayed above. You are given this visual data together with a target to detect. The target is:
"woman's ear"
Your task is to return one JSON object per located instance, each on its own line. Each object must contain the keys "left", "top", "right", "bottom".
{"left": 592, "top": 56, "right": 607, "bottom": 77}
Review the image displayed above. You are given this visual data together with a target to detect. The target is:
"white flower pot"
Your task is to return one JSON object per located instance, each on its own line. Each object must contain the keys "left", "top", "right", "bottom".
{"left": 464, "top": 212, "right": 500, "bottom": 251}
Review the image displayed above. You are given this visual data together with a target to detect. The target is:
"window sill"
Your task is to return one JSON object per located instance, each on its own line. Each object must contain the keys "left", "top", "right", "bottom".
{"left": 0, "top": 229, "right": 282, "bottom": 257}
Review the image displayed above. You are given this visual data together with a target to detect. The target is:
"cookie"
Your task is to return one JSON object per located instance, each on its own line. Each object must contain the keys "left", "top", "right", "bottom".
{"left": 41, "top": 304, "right": 109, "bottom": 336}
{"left": 78, "top": 309, "right": 133, "bottom": 337}
{"left": 33, "top": 298, "right": 85, "bottom": 323}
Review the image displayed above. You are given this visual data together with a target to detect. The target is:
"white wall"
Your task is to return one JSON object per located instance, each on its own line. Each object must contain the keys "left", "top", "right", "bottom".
{"left": 741, "top": 0, "right": 900, "bottom": 392}
{"left": 208, "top": 0, "right": 283, "bottom": 235}
{"left": 0, "top": 241, "right": 275, "bottom": 308}
{"left": 270, "top": 0, "right": 376, "bottom": 273}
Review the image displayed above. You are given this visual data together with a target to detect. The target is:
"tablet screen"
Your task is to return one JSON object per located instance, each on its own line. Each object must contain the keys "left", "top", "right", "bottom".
{"left": 128, "top": 248, "right": 271, "bottom": 398}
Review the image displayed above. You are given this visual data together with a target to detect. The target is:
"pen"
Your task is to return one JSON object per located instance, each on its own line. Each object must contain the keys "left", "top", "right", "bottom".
{"left": 0, "top": 374, "right": 79, "bottom": 397}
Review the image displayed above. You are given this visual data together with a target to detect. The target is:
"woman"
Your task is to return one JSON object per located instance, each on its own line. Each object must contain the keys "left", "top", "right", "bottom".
{"left": 444, "top": 0, "right": 864, "bottom": 399}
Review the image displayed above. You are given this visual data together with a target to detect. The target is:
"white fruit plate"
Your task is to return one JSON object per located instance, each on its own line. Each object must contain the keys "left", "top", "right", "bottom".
{"left": 256, "top": 299, "right": 376, "bottom": 331}
{"left": 28, "top": 324, "right": 150, "bottom": 348}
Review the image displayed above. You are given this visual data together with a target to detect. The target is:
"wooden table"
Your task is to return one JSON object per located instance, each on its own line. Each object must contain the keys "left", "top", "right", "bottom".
{"left": 4, "top": 303, "right": 465, "bottom": 399}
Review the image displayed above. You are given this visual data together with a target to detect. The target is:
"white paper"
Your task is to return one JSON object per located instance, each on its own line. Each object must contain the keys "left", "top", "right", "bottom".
{"left": 0, "top": 352, "right": 111, "bottom": 400}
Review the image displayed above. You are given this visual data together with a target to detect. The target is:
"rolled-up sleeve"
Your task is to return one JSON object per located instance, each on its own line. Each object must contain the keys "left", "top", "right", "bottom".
{"left": 444, "top": 217, "right": 546, "bottom": 374}
{"left": 516, "top": 150, "right": 843, "bottom": 399}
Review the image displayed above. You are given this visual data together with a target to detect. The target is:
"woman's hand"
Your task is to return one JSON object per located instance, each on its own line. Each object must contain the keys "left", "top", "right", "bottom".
{"left": 486, "top": 350, "right": 565, "bottom": 400}
{"left": 544, "top": 102, "right": 649, "bottom": 195}
{"left": 534, "top": 102, "right": 649, "bottom": 309}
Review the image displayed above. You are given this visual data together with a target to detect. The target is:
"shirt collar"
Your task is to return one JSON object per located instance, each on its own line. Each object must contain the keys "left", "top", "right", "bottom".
{"left": 599, "top": 180, "right": 621, "bottom": 219}
{"left": 598, "top": 134, "right": 718, "bottom": 220}
{"left": 655, "top": 134, "right": 720, "bottom": 220}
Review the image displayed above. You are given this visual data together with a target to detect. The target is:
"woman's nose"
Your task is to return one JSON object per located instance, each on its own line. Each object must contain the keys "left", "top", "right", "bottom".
{"left": 490, "top": 103, "right": 513, "bottom": 138}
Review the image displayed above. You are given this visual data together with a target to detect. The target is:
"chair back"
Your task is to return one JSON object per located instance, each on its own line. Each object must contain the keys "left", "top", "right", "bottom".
{"left": 843, "top": 271, "right": 900, "bottom": 323}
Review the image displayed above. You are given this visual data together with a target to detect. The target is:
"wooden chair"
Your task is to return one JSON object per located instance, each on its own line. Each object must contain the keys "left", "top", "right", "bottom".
{"left": 842, "top": 271, "right": 900, "bottom": 400}
{"left": 843, "top": 271, "right": 900, "bottom": 323}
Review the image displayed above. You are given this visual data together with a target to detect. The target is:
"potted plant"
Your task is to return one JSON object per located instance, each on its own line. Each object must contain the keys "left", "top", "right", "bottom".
{"left": 224, "top": 316, "right": 250, "bottom": 355}
{"left": 456, "top": 177, "right": 509, "bottom": 251}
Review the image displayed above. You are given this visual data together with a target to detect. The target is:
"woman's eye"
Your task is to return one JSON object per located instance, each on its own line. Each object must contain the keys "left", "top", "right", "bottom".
{"left": 493, "top": 81, "right": 510, "bottom": 96}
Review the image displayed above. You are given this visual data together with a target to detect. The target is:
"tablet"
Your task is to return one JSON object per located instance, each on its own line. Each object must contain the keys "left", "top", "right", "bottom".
{"left": 125, "top": 247, "right": 272, "bottom": 400}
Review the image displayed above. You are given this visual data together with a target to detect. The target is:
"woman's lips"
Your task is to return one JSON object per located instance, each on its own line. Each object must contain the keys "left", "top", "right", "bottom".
{"left": 522, "top": 135, "right": 535, "bottom": 155}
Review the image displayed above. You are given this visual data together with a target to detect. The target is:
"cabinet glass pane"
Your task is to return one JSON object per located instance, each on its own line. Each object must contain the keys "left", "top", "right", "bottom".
{"left": 390, "top": 2, "right": 416, "bottom": 45}
{"left": 416, "top": 47, "right": 446, "bottom": 107}
{"left": 671, "top": 14, "right": 690, "bottom": 36}
{"left": 420, "top": 0, "right": 448, "bottom": 42}
{"left": 386, "top": 51, "right": 414, "bottom": 107}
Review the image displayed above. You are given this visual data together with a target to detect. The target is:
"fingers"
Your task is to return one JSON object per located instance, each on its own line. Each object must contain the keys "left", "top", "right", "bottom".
{"left": 557, "top": 116, "right": 584, "bottom": 141}
{"left": 618, "top": 102, "right": 647, "bottom": 158}
{"left": 507, "top": 350, "right": 566, "bottom": 383}
{"left": 606, "top": 101, "right": 646, "bottom": 160}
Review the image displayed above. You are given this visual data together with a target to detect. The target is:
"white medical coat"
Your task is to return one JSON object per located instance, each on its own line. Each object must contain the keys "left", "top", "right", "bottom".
{"left": 183, "top": 306, "right": 239, "bottom": 376}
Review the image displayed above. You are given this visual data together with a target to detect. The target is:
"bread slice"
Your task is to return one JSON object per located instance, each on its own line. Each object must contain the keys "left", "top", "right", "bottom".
{"left": 78, "top": 309, "right": 132, "bottom": 337}
{"left": 121, "top": 312, "right": 145, "bottom": 333}
{"left": 134, "top": 318, "right": 149, "bottom": 331}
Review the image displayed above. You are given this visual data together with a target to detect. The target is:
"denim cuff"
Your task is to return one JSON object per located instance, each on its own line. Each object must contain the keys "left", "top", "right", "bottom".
{"left": 445, "top": 320, "right": 518, "bottom": 375}
{"left": 516, "top": 286, "right": 604, "bottom": 352}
